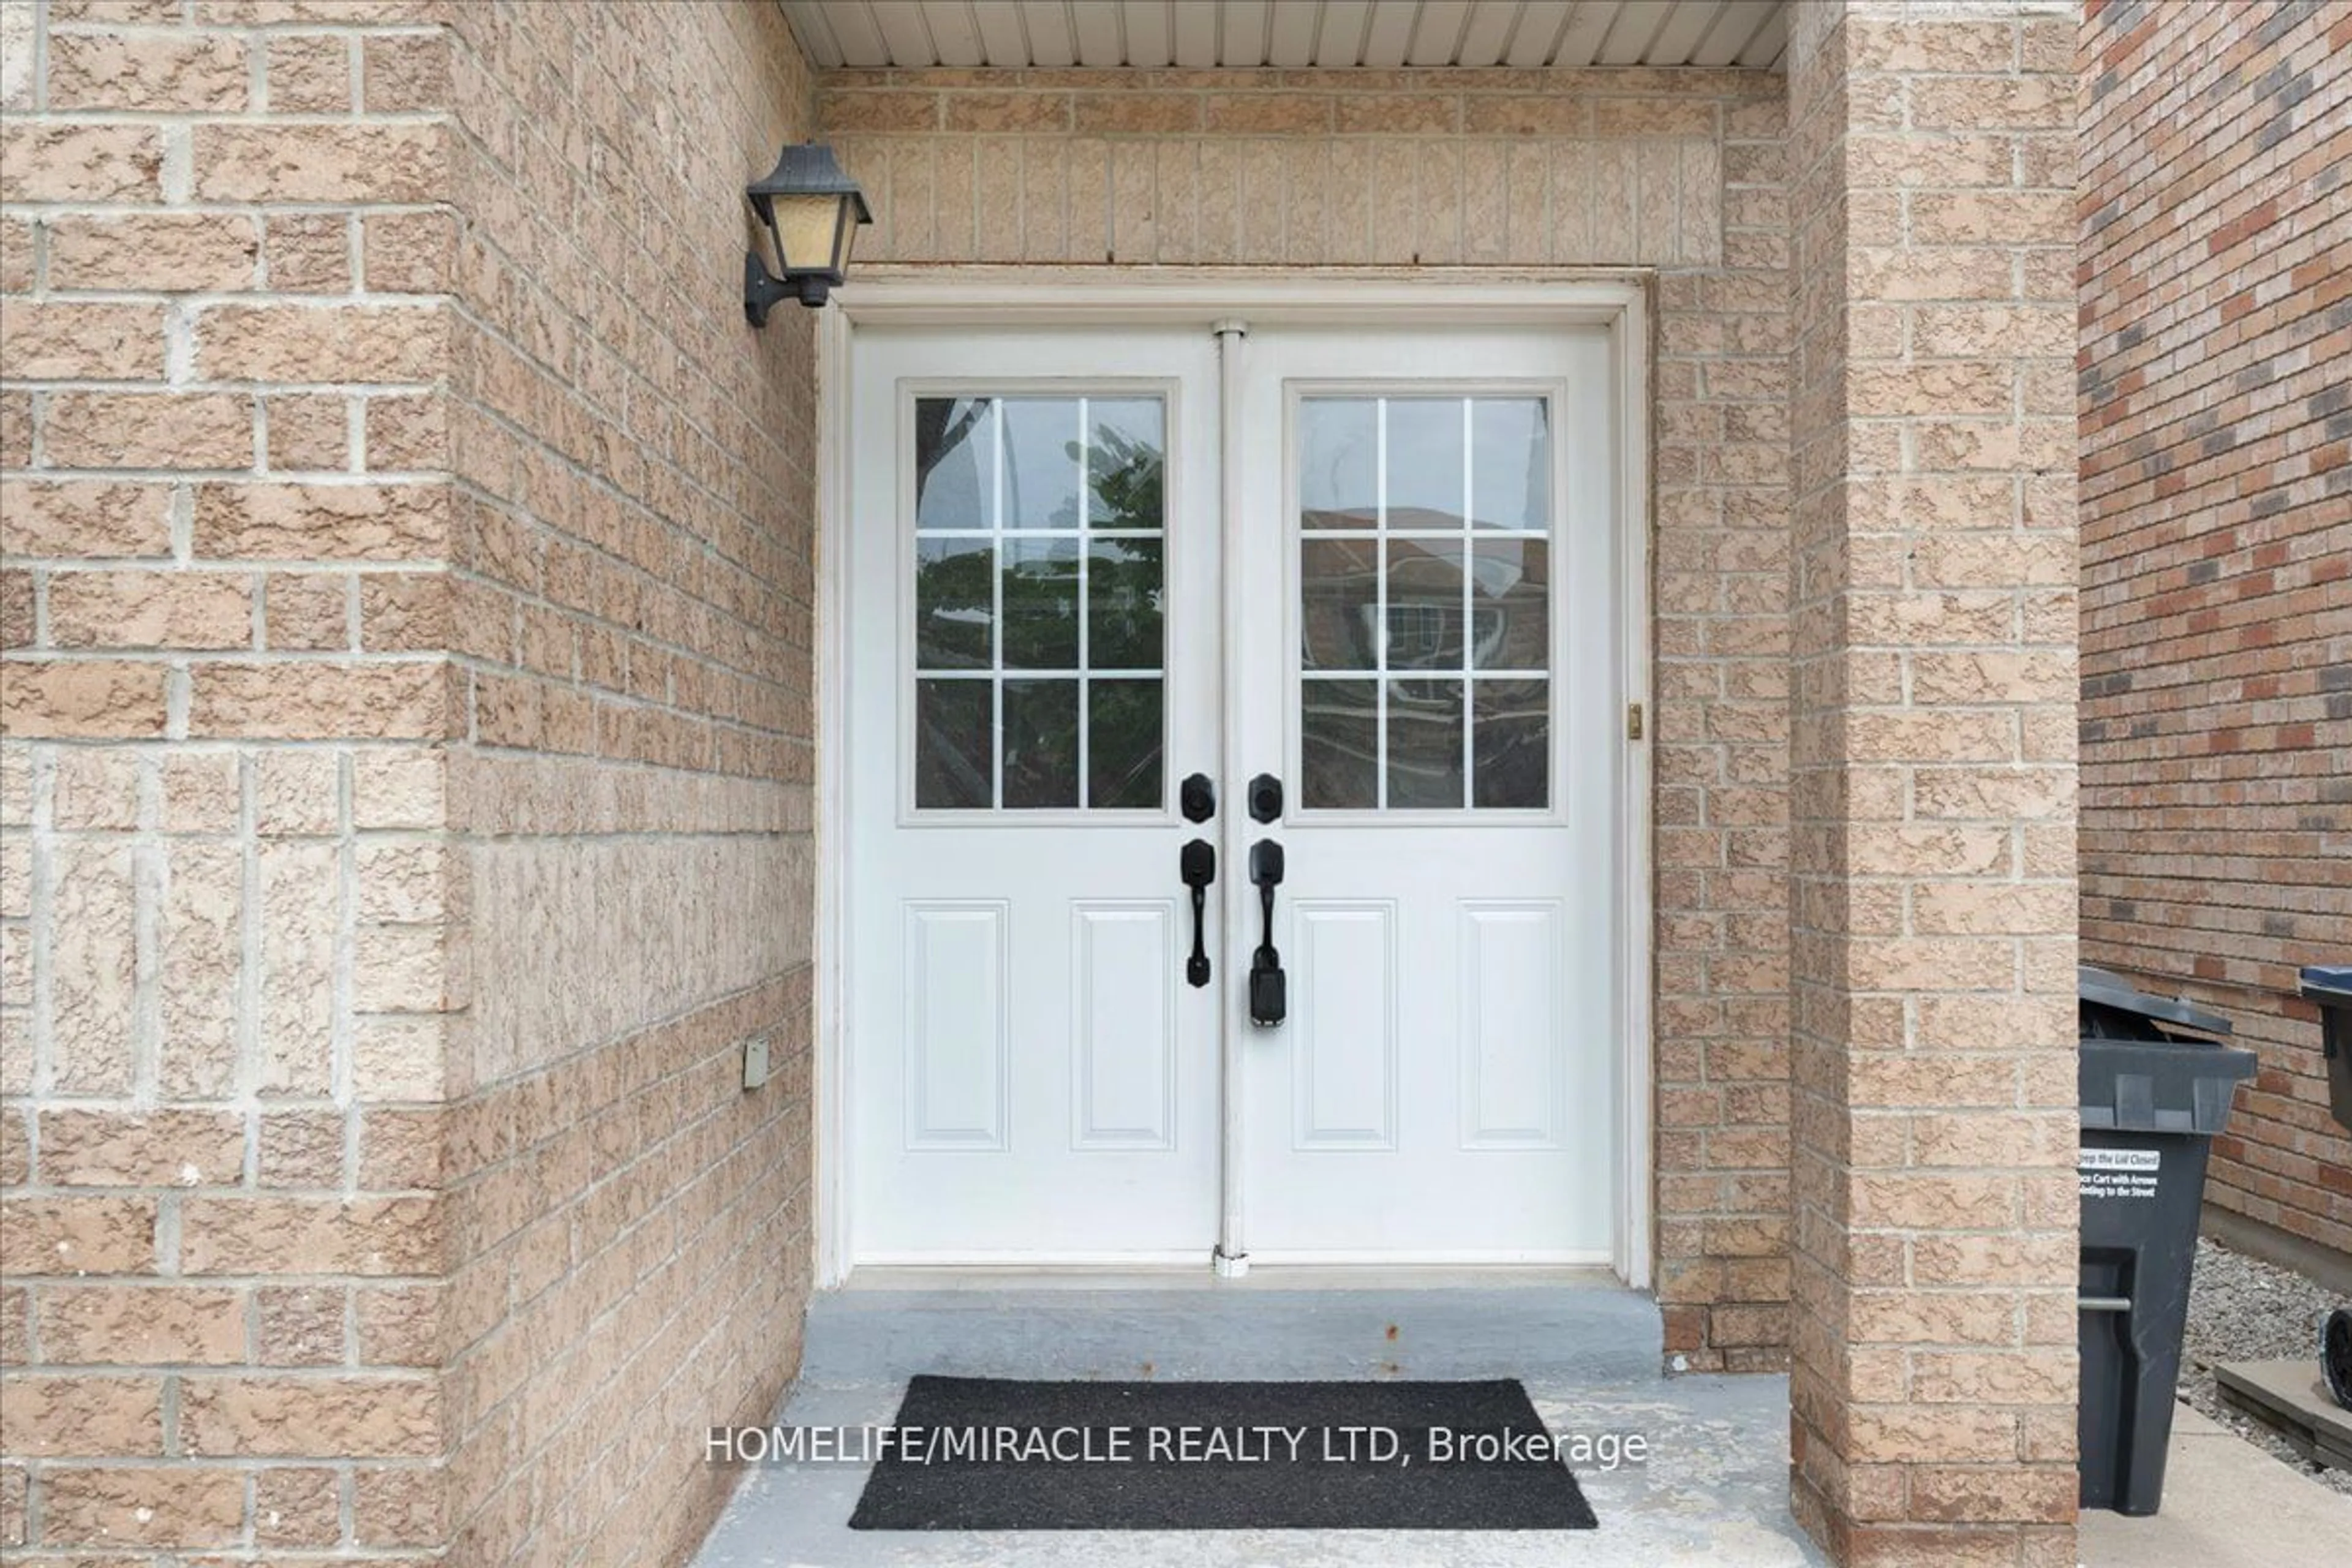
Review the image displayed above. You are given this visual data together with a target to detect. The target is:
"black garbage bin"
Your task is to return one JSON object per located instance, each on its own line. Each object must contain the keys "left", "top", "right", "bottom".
{"left": 2076, "top": 965, "right": 2256, "bottom": 1515}
{"left": 2300, "top": 967, "right": 2352, "bottom": 1409}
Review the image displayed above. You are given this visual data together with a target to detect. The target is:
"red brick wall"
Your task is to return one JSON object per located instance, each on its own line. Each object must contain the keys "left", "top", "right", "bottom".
{"left": 2078, "top": 0, "right": 2352, "bottom": 1257}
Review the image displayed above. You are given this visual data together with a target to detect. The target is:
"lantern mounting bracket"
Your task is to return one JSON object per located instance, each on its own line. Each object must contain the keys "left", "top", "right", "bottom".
{"left": 744, "top": 251, "right": 832, "bottom": 325}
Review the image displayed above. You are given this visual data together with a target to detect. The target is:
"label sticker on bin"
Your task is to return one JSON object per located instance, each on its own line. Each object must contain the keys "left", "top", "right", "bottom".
{"left": 2079, "top": 1147, "right": 2161, "bottom": 1199}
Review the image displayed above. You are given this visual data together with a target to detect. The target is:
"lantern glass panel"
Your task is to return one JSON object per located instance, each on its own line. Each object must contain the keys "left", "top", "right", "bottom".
{"left": 832, "top": 205, "right": 859, "bottom": 274}
{"left": 771, "top": 192, "right": 845, "bottom": 273}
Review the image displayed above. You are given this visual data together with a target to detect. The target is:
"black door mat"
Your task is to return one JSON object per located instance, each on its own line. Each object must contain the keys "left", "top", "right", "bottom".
{"left": 848, "top": 1375, "right": 1599, "bottom": 1531}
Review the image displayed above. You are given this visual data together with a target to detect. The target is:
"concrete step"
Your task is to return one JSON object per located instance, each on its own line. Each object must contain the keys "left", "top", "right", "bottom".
{"left": 797, "top": 1268, "right": 1662, "bottom": 1389}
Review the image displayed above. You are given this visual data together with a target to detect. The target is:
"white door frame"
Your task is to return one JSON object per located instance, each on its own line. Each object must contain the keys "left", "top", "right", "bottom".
{"left": 812, "top": 269, "right": 1654, "bottom": 1289}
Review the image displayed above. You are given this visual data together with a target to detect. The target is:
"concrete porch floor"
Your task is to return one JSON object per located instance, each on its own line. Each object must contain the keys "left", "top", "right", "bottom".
{"left": 693, "top": 1272, "right": 1824, "bottom": 1566}
{"left": 693, "top": 1271, "right": 2352, "bottom": 1566}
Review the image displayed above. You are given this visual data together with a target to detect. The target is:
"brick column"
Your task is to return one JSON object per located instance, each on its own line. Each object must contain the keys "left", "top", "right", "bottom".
{"left": 3, "top": 2, "right": 813, "bottom": 1561}
{"left": 3, "top": 0, "right": 459, "bottom": 1551}
{"left": 1784, "top": 5, "right": 2082, "bottom": 1565}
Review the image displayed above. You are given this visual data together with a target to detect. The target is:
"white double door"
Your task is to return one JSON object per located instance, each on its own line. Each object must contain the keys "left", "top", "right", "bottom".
{"left": 846, "top": 318, "right": 1621, "bottom": 1267}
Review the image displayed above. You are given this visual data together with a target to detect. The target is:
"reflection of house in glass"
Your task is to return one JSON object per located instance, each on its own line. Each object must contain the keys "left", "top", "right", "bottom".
{"left": 1297, "top": 531, "right": 1551, "bottom": 810}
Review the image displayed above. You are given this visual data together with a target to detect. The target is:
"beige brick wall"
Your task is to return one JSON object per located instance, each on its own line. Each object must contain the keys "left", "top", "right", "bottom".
{"left": 2078, "top": 0, "right": 2352, "bottom": 1259}
{"left": 821, "top": 59, "right": 1801, "bottom": 1373}
{"left": 1784, "top": 4, "right": 2081, "bottom": 1564}
{"left": 0, "top": 1, "right": 816, "bottom": 1560}
{"left": 2, "top": 0, "right": 462, "bottom": 1553}
{"left": 433, "top": 1, "right": 816, "bottom": 1561}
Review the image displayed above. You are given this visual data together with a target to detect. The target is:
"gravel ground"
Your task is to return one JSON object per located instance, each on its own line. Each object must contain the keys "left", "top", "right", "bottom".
{"left": 2179, "top": 1235, "right": 2352, "bottom": 1496}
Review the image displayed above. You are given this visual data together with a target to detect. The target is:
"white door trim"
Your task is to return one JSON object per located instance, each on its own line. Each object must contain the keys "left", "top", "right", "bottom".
{"left": 812, "top": 271, "right": 1654, "bottom": 1289}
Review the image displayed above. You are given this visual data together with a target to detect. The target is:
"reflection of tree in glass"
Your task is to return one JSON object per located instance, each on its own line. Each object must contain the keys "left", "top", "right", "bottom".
{"left": 911, "top": 423, "right": 1166, "bottom": 809}
{"left": 914, "top": 681, "right": 991, "bottom": 808}
{"left": 1087, "top": 538, "right": 1163, "bottom": 669}
{"left": 1003, "top": 680, "right": 1078, "bottom": 807}
{"left": 916, "top": 399, "right": 988, "bottom": 494}
{"left": 1088, "top": 426, "right": 1163, "bottom": 529}
{"left": 1081, "top": 428, "right": 1166, "bottom": 806}
{"left": 1090, "top": 680, "right": 1163, "bottom": 809}
{"left": 1002, "top": 545, "right": 1080, "bottom": 668}
{"left": 914, "top": 545, "right": 993, "bottom": 668}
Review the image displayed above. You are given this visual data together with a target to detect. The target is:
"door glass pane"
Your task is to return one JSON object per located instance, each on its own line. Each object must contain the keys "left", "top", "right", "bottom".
{"left": 1089, "top": 679, "right": 1163, "bottom": 809}
{"left": 1295, "top": 394, "right": 1553, "bottom": 811}
{"left": 1473, "top": 680, "right": 1548, "bottom": 809}
{"left": 1001, "top": 538, "right": 1080, "bottom": 669}
{"left": 1087, "top": 537, "right": 1163, "bottom": 670}
{"left": 914, "top": 680, "right": 992, "bottom": 808}
{"left": 1470, "top": 538, "right": 1547, "bottom": 671}
{"left": 1300, "top": 539, "right": 1379, "bottom": 671}
{"left": 914, "top": 398, "right": 994, "bottom": 530}
{"left": 1384, "top": 398, "right": 1466, "bottom": 529}
{"left": 1088, "top": 400, "right": 1165, "bottom": 528}
{"left": 1002, "top": 398, "right": 1084, "bottom": 529}
{"left": 1384, "top": 539, "right": 1465, "bottom": 672}
{"left": 1471, "top": 398, "right": 1550, "bottom": 530}
{"left": 911, "top": 393, "right": 1166, "bottom": 811}
{"left": 1300, "top": 679, "right": 1378, "bottom": 810}
{"left": 1001, "top": 679, "right": 1079, "bottom": 808}
{"left": 1386, "top": 679, "right": 1464, "bottom": 808}
{"left": 915, "top": 538, "right": 992, "bottom": 669}
{"left": 1298, "top": 399, "right": 1378, "bottom": 529}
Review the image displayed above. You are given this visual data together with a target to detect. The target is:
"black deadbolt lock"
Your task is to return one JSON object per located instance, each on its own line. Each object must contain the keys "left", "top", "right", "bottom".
{"left": 1180, "top": 772, "right": 1215, "bottom": 823}
{"left": 1247, "top": 773, "right": 1283, "bottom": 824}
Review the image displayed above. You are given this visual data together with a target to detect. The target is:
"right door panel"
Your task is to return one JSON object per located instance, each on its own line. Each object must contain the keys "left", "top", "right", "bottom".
{"left": 1233, "top": 325, "right": 1621, "bottom": 1262}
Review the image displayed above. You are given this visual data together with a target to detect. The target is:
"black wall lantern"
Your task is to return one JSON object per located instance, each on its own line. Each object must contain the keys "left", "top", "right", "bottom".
{"left": 744, "top": 142, "right": 872, "bottom": 324}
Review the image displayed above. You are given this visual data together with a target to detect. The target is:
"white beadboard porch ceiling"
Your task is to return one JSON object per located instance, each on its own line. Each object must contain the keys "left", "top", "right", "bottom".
{"left": 781, "top": 2, "right": 1790, "bottom": 72}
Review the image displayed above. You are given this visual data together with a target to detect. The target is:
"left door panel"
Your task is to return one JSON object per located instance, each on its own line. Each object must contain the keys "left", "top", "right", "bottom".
{"left": 846, "top": 326, "right": 1222, "bottom": 1262}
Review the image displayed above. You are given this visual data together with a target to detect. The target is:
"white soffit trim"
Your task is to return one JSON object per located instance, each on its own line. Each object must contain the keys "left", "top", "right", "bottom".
{"left": 783, "top": 1, "right": 1790, "bottom": 72}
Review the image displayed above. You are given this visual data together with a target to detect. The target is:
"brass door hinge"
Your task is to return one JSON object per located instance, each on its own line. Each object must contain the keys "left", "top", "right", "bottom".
{"left": 1627, "top": 703, "right": 1645, "bottom": 741}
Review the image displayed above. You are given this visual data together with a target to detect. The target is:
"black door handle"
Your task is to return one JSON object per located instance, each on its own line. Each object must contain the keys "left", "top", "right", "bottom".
{"left": 1248, "top": 839, "right": 1285, "bottom": 1026}
{"left": 1180, "top": 839, "right": 1215, "bottom": 988}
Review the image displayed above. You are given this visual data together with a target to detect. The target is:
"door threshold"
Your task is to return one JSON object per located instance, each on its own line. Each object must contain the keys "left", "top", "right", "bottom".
{"left": 837, "top": 1262, "right": 1627, "bottom": 1293}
